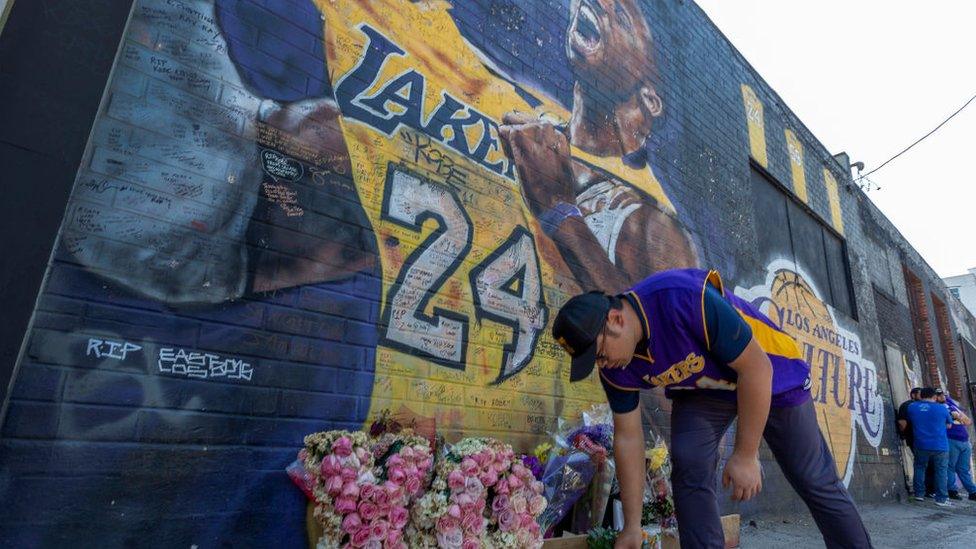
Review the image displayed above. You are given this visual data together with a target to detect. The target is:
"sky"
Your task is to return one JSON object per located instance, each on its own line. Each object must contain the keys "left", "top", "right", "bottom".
{"left": 696, "top": 0, "right": 976, "bottom": 278}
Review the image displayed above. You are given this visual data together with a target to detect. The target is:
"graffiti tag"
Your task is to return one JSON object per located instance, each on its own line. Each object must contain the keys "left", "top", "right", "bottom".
{"left": 157, "top": 347, "right": 253, "bottom": 381}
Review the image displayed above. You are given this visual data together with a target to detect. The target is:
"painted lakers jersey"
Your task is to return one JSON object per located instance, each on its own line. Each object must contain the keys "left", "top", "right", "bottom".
{"left": 312, "top": 0, "right": 676, "bottom": 440}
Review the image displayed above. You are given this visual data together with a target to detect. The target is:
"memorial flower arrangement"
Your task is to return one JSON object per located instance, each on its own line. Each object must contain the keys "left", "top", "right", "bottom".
{"left": 642, "top": 439, "right": 676, "bottom": 530}
{"left": 409, "top": 437, "right": 546, "bottom": 549}
{"left": 295, "top": 427, "right": 434, "bottom": 549}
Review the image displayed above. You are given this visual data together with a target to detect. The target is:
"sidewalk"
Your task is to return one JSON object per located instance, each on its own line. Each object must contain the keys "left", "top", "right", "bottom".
{"left": 740, "top": 498, "right": 976, "bottom": 548}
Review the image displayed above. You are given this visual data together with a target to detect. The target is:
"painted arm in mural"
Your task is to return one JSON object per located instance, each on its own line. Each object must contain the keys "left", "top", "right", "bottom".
{"left": 723, "top": 337, "right": 772, "bottom": 501}
{"left": 248, "top": 98, "right": 377, "bottom": 293}
{"left": 498, "top": 113, "right": 695, "bottom": 294}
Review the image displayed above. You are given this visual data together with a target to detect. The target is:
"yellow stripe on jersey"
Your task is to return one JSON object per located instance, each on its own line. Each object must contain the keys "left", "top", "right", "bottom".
{"left": 736, "top": 310, "right": 803, "bottom": 360}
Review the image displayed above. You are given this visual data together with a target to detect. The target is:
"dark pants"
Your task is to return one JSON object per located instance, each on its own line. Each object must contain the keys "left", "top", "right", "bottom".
{"left": 670, "top": 394, "right": 873, "bottom": 549}
{"left": 913, "top": 449, "right": 948, "bottom": 502}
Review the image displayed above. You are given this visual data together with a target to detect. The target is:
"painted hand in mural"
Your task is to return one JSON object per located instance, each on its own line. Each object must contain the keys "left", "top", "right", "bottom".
{"left": 498, "top": 112, "right": 577, "bottom": 216}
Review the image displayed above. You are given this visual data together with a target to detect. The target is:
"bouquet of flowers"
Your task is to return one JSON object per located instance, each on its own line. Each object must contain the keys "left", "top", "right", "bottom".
{"left": 642, "top": 435, "right": 676, "bottom": 530}
{"left": 563, "top": 405, "right": 616, "bottom": 532}
{"left": 296, "top": 428, "right": 434, "bottom": 548}
{"left": 410, "top": 437, "right": 546, "bottom": 548}
{"left": 535, "top": 405, "right": 616, "bottom": 535}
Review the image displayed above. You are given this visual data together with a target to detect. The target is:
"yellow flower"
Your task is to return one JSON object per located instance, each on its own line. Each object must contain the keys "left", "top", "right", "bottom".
{"left": 646, "top": 446, "right": 668, "bottom": 472}
{"left": 533, "top": 442, "right": 553, "bottom": 463}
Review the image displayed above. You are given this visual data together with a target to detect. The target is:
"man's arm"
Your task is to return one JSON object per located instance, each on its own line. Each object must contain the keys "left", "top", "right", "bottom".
{"left": 724, "top": 338, "right": 772, "bottom": 501}
{"left": 612, "top": 407, "right": 646, "bottom": 548}
{"left": 897, "top": 419, "right": 908, "bottom": 432}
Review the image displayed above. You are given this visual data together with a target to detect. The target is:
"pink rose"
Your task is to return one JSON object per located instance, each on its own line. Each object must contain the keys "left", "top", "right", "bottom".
{"left": 455, "top": 493, "right": 474, "bottom": 509}
{"left": 511, "top": 495, "right": 527, "bottom": 514}
{"left": 461, "top": 458, "right": 478, "bottom": 476}
{"left": 494, "top": 480, "right": 510, "bottom": 495}
{"left": 386, "top": 530, "right": 403, "bottom": 547}
{"left": 461, "top": 512, "right": 482, "bottom": 533}
{"left": 342, "top": 512, "right": 363, "bottom": 534}
{"left": 497, "top": 509, "right": 516, "bottom": 532}
{"left": 389, "top": 506, "right": 409, "bottom": 530}
{"left": 462, "top": 539, "right": 480, "bottom": 549}
{"left": 400, "top": 447, "right": 415, "bottom": 460}
{"left": 360, "top": 483, "right": 376, "bottom": 501}
{"left": 321, "top": 455, "right": 340, "bottom": 476}
{"left": 529, "top": 495, "right": 546, "bottom": 515}
{"left": 516, "top": 529, "right": 532, "bottom": 547}
{"left": 369, "top": 519, "right": 389, "bottom": 541}
{"left": 420, "top": 457, "right": 433, "bottom": 471}
{"left": 472, "top": 452, "right": 487, "bottom": 467}
{"left": 520, "top": 513, "right": 535, "bottom": 528}
{"left": 388, "top": 466, "right": 406, "bottom": 484}
{"left": 388, "top": 455, "right": 405, "bottom": 468}
{"left": 342, "top": 481, "right": 361, "bottom": 499}
{"left": 405, "top": 476, "right": 422, "bottom": 496}
{"left": 448, "top": 503, "right": 462, "bottom": 519}
{"left": 464, "top": 476, "right": 483, "bottom": 497}
{"left": 372, "top": 486, "right": 390, "bottom": 506}
{"left": 332, "top": 436, "right": 353, "bottom": 457}
{"left": 335, "top": 496, "right": 358, "bottom": 514}
{"left": 358, "top": 501, "right": 379, "bottom": 521}
{"left": 507, "top": 475, "right": 522, "bottom": 491}
{"left": 325, "top": 475, "right": 344, "bottom": 496}
{"left": 341, "top": 466, "right": 358, "bottom": 482}
{"left": 489, "top": 470, "right": 501, "bottom": 487}
{"left": 491, "top": 494, "right": 510, "bottom": 513}
{"left": 474, "top": 497, "right": 486, "bottom": 513}
{"left": 531, "top": 480, "right": 544, "bottom": 494}
{"left": 512, "top": 463, "right": 528, "bottom": 478}
{"left": 438, "top": 516, "right": 459, "bottom": 532}
{"left": 436, "top": 527, "right": 463, "bottom": 549}
{"left": 355, "top": 446, "right": 370, "bottom": 463}
{"left": 385, "top": 481, "right": 403, "bottom": 500}
{"left": 448, "top": 470, "right": 465, "bottom": 492}
{"left": 350, "top": 527, "right": 371, "bottom": 547}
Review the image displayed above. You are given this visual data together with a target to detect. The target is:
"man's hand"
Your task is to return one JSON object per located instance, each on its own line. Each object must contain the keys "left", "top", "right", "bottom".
{"left": 614, "top": 527, "right": 643, "bottom": 549}
{"left": 722, "top": 451, "right": 762, "bottom": 501}
{"left": 498, "top": 112, "right": 577, "bottom": 216}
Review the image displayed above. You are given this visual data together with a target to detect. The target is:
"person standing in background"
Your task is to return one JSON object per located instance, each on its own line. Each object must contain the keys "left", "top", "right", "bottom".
{"left": 935, "top": 391, "right": 976, "bottom": 500}
{"left": 907, "top": 387, "right": 953, "bottom": 507}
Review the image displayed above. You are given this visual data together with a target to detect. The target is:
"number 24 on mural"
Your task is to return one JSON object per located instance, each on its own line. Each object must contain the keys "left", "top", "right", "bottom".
{"left": 379, "top": 165, "right": 548, "bottom": 384}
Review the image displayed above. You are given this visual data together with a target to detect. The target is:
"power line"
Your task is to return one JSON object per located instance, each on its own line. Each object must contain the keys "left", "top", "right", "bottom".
{"left": 857, "top": 91, "right": 976, "bottom": 182}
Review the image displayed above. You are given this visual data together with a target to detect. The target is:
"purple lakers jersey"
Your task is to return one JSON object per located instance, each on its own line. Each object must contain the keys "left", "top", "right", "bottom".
{"left": 600, "top": 269, "right": 811, "bottom": 406}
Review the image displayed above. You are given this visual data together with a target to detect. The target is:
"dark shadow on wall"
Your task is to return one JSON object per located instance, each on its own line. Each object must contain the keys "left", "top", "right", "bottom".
{"left": 0, "top": 0, "right": 136, "bottom": 409}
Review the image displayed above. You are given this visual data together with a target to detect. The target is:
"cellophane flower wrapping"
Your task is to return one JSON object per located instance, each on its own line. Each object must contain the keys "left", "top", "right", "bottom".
{"left": 562, "top": 404, "right": 615, "bottom": 532}
{"left": 642, "top": 430, "right": 676, "bottom": 531}
{"left": 296, "top": 429, "right": 434, "bottom": 548}
{"left": 409, "top": 437, "right": 547, "bottom": 549}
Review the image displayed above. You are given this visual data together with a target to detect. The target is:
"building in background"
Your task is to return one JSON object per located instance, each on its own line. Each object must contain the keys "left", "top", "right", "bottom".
{"left": 944, "top": 268, "right": 976, "bottom": 317}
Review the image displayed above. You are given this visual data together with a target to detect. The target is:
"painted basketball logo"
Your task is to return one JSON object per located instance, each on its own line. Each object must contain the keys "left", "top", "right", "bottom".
{"left": 737, "top": 260, "right": 884, "bottom": 486}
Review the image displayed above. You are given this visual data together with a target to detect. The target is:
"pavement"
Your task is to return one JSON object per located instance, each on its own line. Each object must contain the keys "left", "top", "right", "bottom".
{"left": 739, "top": 496, "right": 976, "bottom": 548}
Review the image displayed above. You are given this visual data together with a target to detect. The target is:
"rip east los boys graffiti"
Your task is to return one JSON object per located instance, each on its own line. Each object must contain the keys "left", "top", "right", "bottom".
{"left": 737, "top": 260, "right": 884, "bottom": 486}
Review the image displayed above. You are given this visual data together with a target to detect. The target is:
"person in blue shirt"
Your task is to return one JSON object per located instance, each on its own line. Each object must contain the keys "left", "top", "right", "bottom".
{"left": 935, "top": 391, "right": 976, "bottom": 500}
{"left": 907, "top": 387, "right": 953, "bottom": 506}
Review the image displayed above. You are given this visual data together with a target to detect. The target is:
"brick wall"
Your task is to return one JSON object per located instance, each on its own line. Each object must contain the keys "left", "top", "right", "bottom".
{"left": 1, "top": 0, "right": 972, "bottom": 544}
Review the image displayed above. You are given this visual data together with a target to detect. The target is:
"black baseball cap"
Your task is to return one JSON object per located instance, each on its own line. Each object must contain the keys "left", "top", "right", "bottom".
{"left": 552, "top": 291, "right": 611, "bottom": 382}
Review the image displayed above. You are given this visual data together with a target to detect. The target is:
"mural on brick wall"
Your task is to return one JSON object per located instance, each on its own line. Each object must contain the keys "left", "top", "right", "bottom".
{"left": 736, "top": 261, "right": 884, "bottom": 486}
{"left": 0, "top": 0, "right": 894, "bottom": 544}
{"left": 0, "top": 0, "right": 700, "bottom": 544}
{"left": 51, "top": 0, "right": 701, "bottom": 445}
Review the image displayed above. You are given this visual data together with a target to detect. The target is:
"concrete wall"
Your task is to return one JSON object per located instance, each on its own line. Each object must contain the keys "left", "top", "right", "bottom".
{"left": 1, "top": 0, "right": 972, "bottom": 544}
